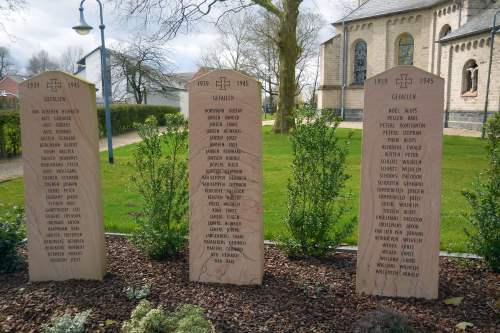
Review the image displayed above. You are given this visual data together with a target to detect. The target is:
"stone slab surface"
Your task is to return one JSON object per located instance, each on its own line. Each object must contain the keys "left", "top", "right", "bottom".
{"left": 188, "top": 69, "right": 263, "bottom": 285}
{"left": 19, "top": 71, "right": 106, "bottom": 281}
{"left": 357, "top": 66, "right": 444, "bottom": 299}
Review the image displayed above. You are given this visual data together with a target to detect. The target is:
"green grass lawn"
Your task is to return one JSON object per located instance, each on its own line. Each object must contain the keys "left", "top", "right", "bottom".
{"left": 0, "top": 126, "right": 487, "bottom": 252}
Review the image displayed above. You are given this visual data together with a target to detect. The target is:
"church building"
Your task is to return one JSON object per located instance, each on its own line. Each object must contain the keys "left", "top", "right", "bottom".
{"left": 317, "top": 0, "right": 500, "bottom": 130}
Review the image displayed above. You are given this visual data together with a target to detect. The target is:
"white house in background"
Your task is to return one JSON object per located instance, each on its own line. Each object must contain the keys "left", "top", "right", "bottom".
{"left": 74, "top": 47, "right": 194, "bottom": 117}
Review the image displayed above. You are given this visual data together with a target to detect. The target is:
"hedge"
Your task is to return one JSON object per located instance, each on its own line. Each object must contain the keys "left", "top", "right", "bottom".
{"left": 96, "top": 104, "right": 179, "bottom": 137}
{"left": 0, "top": 104, "right": 180, "bottom": 158}
{"left": 0, "top": 110, "right": 20, "bottom": 158}
{"left": 0, "top": 98, "right": 18, "bottom": 110}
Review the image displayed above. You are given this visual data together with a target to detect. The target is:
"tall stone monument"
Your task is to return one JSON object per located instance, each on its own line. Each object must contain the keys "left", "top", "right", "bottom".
{"left": 19, "top": 71, "right": 106, "bottom": 281}
{"left": 357, "top": 66, "right": 444, "bottom": 299}
{"left": 188, "top": 69, "right": 264, "bottom": 285}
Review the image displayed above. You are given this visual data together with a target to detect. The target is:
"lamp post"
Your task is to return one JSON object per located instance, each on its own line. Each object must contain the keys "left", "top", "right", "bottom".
{"left": 73, "top": 0, "right": 114, "bottom": 164}
{"left": 482, "top": 10, "right": 500, "bottom": 139}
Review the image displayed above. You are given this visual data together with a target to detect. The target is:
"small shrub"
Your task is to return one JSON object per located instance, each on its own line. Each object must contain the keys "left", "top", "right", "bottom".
{"left": 130, "top": 114, "right": 189, "bottom": 259}
{"left": 0, "top": 204, "right": 26, "bottom": 274}
{"left": 3, "top": 122, "right": 21, "bottom": 155}
{"left": 462, "top": 113, "right": 500, "bottom": 272}
{"left": 42, "top": 309, "right": 91, "bottom": 333}
{"left": 280, "top": 105, "right": 356, "bottom": 257}
{"left": 122, "top": 300, "right": 212, "bottom": 333}
{"left": 124, "top": 284, "right": 151, "bottom": 300}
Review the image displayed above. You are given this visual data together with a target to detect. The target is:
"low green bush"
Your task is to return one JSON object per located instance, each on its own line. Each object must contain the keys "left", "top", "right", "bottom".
{"left": 124, "top": 284, "right": 151, "bottom": 300}
{"left": 0, "top": 110, "right": 21, "bottom": 158}
{"left": 42, "top": 309, "right": 91, "bottom": 333}
{"left": 462, "top": 113, "right": 500, "bottom": 272}
{"left": 97, "top": 104, "right": 179, "bottom": 137}
{"left": 122, "top": 300, "right": 212, "bottom": 333}
{"left": 0, "top": 204, "right": 25, "bottom": 274}
{"left": 130, "top": 115, "right": 188, "bottom": 259}
{"left": 280, "top": 105, "right": 356, "bottom": 257}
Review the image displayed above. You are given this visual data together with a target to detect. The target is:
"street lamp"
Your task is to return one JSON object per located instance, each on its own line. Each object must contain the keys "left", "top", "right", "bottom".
{"left": 482, "top": 10, "right": 500, "bottom": 139}
{"left": 73, "top": 0, "right": 114, "bottom": 164}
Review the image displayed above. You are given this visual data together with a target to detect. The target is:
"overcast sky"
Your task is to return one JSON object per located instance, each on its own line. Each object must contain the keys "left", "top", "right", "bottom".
{"left": 2, "top": 0, "right": 347, "bottom": 74}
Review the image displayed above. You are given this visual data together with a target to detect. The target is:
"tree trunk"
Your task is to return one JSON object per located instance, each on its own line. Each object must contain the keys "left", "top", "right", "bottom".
{"left": 134, "top": 89, "right": 143, "bottom": 104}
{"left": 273, "top": 0, "right": 300, "bottom": 134}
{"left": 268, "top": 76, "right": 274, "bottom": 113}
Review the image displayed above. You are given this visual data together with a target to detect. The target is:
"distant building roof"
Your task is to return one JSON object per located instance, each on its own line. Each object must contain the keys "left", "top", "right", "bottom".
{"left": 76, "top": 46, "right": 102, "bottom": 66}
{"left": 0, "top": 76, "right": 22, "bottom": 97}
{"left": 334, "top": 0, "right": 449, "bottom": 24}
{"left": 162, "top": 72, "right": 196, "bottom": 90}
{"left": 440, "top": 3, "right": 500, "bottom": 42}
{"left": 171, "top": 72, "right": 196, "bottom": 85}
{"left": 320, "top": 34, "right": 340, "bottom": 46}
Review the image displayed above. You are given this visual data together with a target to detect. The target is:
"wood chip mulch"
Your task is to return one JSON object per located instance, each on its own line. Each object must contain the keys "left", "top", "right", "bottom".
{"left": 0, "top": 236, "right": 498, "bottom": 333}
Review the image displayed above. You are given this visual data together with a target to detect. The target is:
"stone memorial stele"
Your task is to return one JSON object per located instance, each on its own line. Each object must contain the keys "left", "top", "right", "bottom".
{"left": 188, "top": 69, "right": 264, "bottom": 285}
{"left": 19, "top": 71, "right": 106, "bottom": 281}
{"left": 356, "top": 66, "right": 444, "bottom": 299}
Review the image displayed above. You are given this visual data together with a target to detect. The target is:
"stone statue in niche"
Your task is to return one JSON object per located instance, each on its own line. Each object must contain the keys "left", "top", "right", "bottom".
{"left": 463, "top": 61, "right": 478, "bottom": 96}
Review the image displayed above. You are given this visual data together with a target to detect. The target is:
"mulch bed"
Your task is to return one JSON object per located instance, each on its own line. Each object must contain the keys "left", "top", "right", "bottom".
{"left": 0, "top": 236, "right": 498, "bottom": 333}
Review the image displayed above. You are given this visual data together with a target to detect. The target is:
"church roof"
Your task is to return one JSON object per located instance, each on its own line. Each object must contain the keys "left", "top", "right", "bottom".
{"left": 334, "top": 0, "right": 448, "bottom": 24}
{"left": 439, "top": 3, "right": 500, "bottom": 42}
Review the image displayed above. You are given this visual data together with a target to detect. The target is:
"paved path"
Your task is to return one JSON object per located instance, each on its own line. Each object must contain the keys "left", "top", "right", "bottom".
{"left": 0, "top": 121, "right": 482, "bottom": 182}
{"left": 0, "top": 129, "right": 163, "bottom": 183}
{"left": 262, "top": 120, "right": 481, "bottom": 137}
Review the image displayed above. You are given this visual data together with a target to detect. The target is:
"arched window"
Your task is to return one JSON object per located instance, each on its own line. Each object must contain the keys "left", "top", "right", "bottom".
{"left": 353, "top": 40, "right": 367, "bottom": 84}
{"left": 439, "top": 25, "right": 452, "bottom": 39}
{"left": 397, "top": 33, "right": 414, "bottom": 65}
{"left": 462, "top": 60, "right": 478, "bottom": 96}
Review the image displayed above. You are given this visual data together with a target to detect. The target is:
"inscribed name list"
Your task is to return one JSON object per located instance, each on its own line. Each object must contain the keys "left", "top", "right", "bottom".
{"left": 356, "top": 66, "right": 444, "bottom": 299}
{"left": 188, "top": 69, "right": 264, "bottom": 285}
{"left": 19, "top": 71, "right": 106, "bottom": 281}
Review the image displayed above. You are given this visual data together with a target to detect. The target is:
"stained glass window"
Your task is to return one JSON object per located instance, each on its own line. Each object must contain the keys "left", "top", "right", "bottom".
{"left": 354, "top": 40, "right": 367, "bottom": 84}
{"left": 398, "top": 34, "right": 414, "bottom": 65}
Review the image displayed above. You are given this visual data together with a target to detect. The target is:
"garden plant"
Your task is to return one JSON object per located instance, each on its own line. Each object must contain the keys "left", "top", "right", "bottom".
{"left": 42, "top": 310, "right": 91, "bottom": 333}
{"left": 122, "top": 300, "right": 212, "bottom": 333}
{"left": 130, "top": 114, "right": 189, "bottom": 259}
{"left": 281, "top": 105, "right": 356, "bottom": 257}
{"left": 462, "top": 113, "right": 500, "bottom": 272}
{"left": 0, "top": 204, "right": 25, "bottom": 274}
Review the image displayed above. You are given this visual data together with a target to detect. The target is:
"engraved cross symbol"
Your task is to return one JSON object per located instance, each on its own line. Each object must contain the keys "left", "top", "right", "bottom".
{"left": 216, "top": 77, "right": 230, "bottom": 91}
{"left": 396, "top": 74, "right": 413, "bottom": 89}
{"left": 47, "top": 79, "right": 62, "bottom": 92}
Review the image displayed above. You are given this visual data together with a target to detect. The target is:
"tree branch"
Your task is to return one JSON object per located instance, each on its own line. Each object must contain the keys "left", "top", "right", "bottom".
{"left": 251, "top": 0, "right": 281, "bottom": 17}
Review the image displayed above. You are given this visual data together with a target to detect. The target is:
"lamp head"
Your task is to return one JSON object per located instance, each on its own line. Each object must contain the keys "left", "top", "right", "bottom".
{"left": 73, "top": 7, "right": 93, "bottom": 35}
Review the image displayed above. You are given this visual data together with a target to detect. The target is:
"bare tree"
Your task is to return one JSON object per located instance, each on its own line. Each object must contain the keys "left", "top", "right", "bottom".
{"left": 309, "top": 52, "right": 320, "bottom": 106}
{"left": 199, "top": 9, "right": 322, "bottom": 113}
{"left": 199, "top": 11, "right": 255, "bottom": 71}
{"left": 245, "top": 10, "right": 322, "bottom": 108}
{"left": 111, "top": 37, "right": 173, "bottom": 104}
{"left": 0, "top": 46, "right": 16, "bottom": 80}
{"left": 26, "top": 50, "right": 58, "bottom": 76}
{"left": 59, "top": 46, "right": 84, "bottom": 74}
{"left": 294, "top": 11, "right": 323, "bottom": 96}
{"left": 246, "top": 10, "right": 279, "bottom": 113}
{"left": 113, "top": 0, "right": 315, "bottom": 133}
